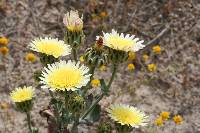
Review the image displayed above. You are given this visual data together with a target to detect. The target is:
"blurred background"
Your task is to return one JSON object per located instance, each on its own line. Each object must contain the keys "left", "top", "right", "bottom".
{"left": 0, "top": 0, "right": 200, "bottom": 132}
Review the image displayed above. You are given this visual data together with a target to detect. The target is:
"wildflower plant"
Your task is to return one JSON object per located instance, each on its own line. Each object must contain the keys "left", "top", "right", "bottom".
{"left": 8, "top": 9, "right": 169, "bottom": 133}
{"left": 107, "top": 104, "right": 148, "bottom": 132}
{"left": 10, "top": 86, "right": 37, "bottom": 133}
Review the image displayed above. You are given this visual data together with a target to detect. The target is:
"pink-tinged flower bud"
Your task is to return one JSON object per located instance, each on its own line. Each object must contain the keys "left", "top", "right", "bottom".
{"left": 63, "top": 10, "right": 83, "bottom": 32}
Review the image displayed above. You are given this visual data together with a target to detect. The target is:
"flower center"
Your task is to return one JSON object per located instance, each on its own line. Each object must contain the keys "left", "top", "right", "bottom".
{"left": 47, "top": 68, "right": 82, "bottom": 89}
{"left": 107, "top": 36, "right": 135, "bottom": 49}
{"left": 37, "top": 41, "right": 65, "bottom": 57}
{"left": 112, "top": 108, "right": 143, "bottom": 125}
{"left": 13, "top": 90, "right": 32, "bottom": 102}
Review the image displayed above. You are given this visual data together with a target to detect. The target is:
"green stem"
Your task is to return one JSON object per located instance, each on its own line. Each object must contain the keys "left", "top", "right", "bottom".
{"left": 26, "top": 111, "right": 32, "bottom": 133}
{"left": 72, "top": 48, "right": 77, "bottom": 62}
{"left": 71, "top": 114, "right": 80, "bottom": 133}
{"left": 81, "top": 93, "right": 104, "bottom": 120}
{"left": 49, "top": 90, "right": 54, "bottom": 98}
{"left": 107, "top": 64, "right": 117, "bottom": 89}
{"left": 81, "top": 64, "right": 118, "bottom": 120}
{"left": 48, "top": 90, "right": 61, "bottom": 132}
{"left": 89, "top": 65, "right": 96, "bottom": 77}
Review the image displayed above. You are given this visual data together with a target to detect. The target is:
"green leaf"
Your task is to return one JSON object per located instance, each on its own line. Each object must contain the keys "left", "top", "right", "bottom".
{"left": 50, "top": 98, "right": 57, "bottom": 105}
{"left": 87, "top": 104, "right": 101, "bottom": 122}
{"left": 100, "top": 79, "right": 109, "bottom": 96}
{"left": 31, "top": 128, "right": 39, "bottom": 133}
{"left": 85, "top": 94, "right": 93, "bottom": 108}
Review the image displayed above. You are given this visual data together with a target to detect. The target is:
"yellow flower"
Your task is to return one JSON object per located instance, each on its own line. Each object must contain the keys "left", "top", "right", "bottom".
{"left": 29, "top": 37, "right": 71, "bottom": 58}
{"left": 173, "top": 115, "right": 183, "bottom": 125}
{"left": 127, "top": 64, "right": 135, "bottom": 71}
{"left": 102, "top": 29, "right": 145, "bottom": 52}
{"left": 99, "top": 65, "right": 106, "bottom": 71}
{"left": 92, "top": 14, "right": 100, "bottom": 21}
{"left": 79, "top": 56, "right": 84, "bottom": 62}
{"left": 0, "top": 102, "right": 10, "bottom": 109}
{"left": 10, "top": 86, "right": 35, "bottom": 103}
{"left": 155, "top": 117, "right": 163, "bottom": 126}
{"left": 25, "top": 53, "right": 36, "bottom": 62}
{"left": 100, "top": 11, "right": 108, "bottom": 18}
{"left": 0, "top": 46, "right": 9, "bottom": 55}
{"left": 128, "top": 52, "right": 136, "bottom": 60}
{"left": 142, "top": 54, "right": 149, "bottom": 62}
{"left": 147, "top": 64, "right": 157, "bottom": 72}
{"left": 91, "top": 79, "right": 100, "bottom": 87}
{"left": 152, "top": 45, "right": 161, "bottom": 54}
{"left": 107, "top": 104, "right": 148, "bottom": 128}
{"left": 160, "top": 112, "right": 170, "bottom": 120}
{"left": 63, "top": 10, "right": 83, "bottom": 32}
{"left": 0, "top": 37, "right": 9, "bottom": 45}
{"left": 40, "top": 60, "right": 91, "bottom": 91}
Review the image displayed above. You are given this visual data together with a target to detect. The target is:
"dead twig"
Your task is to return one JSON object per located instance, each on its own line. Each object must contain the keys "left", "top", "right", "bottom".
{"left": 131, "top": 24, "right": 153, "bottom": 39}
{"left": 28, "top": 0, "right": 40, "bottom": 35}
{"left": 122, "top": 9, "right": 137, "bottom": 32}
{"left": 140, "top": 25, "right": 170, "bottom": 52}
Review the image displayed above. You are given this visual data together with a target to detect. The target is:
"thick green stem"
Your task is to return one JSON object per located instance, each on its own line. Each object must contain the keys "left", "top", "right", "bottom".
{"left": 81, "top": 64, "right": 118, "bottom": 120}
{"left": 87, "top": 65, "right": 96, "bottom": 84}
{"left": 72, "top": 48, "right": 77, "bottom": 62}
{"left": 107, "top": 64, "right": 117, "bottom": 89}
{"left": 26, "top": 111, "right": 32, "bottom": 133}
{"left": 81, "top": 94, "right": 104, "bottom": 120}
{"left": 89, "top": 65, "right": 96, "bottom": 78}
{"left": 71, "top": 114, "right": 80, "bottom": 133}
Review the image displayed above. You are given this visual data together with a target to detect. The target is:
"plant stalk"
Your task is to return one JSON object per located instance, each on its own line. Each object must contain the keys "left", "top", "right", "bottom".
{"left": 72, "top": 48, "right": 77, "bottom": 62}
{"left": 81, "top": 64, "right": 118, "bottom": 120}
{"left": 80, "top": 94, "right": 104, "bottom": 120}
{"left": 26, "top": 111, "right": 32, "bottom": 133}
{"left": 48, "top": 90, "right": 61, "bottom": 133}
{"left": 107, "top": 64, "right": 117, "bottom": 89}
{"left": 71, "top": 114, "right": 80, "bottom": 133}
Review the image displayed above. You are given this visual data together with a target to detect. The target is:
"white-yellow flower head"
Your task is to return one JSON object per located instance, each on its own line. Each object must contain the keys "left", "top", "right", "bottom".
{"left": 107, "top": 104, "right": 148, "bottom": 128}
{"left": 29, "top": 37, "right": 71, "bottom": 58}
{"left": 10, "top": 86, "right": 35, "bottom": 103}
{"left": 102, "top": 29, "right": 145, "bottom": 52}
{"left": 63, "top": 10, "right": 83, "bottom": 32}
{"left": 40, "top": 60, "right": 91, "bottom": 91}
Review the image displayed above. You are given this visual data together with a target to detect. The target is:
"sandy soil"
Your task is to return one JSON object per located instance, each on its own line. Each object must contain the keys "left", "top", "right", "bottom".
{"left": 0, "top": 0, "right": 200, "bottom": 133}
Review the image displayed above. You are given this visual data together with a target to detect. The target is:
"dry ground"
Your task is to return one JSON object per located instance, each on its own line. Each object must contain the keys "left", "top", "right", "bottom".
{"left": 0, "top": 0, "right": 200, "bottom": 133}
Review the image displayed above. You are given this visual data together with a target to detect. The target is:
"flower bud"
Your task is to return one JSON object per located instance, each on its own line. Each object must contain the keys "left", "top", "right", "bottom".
{"left": 108, "top": 48, "right": 128, "bottom": 65}
{"left": 39, "top": 53, "right": 58, "bottom": 66}
{"left": 63, "top": 10, "right": 83, "bottom": 32}
{"left": 84, "top": 44, "right": 109, "bottom": 67}
{"left": 16, "top": 100, "right": 33, "bottom": 113}
{"left": 115, "top": 122, "right": 133, "bottom": 133}
{"left": 63, "top": 10, "right": 85, "bottom": 49}
{"left": 97, "top": 121, "right": 112, "bottom": 133}
{"left": 67, "top": 95, "right": 85, "bottom": 115}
